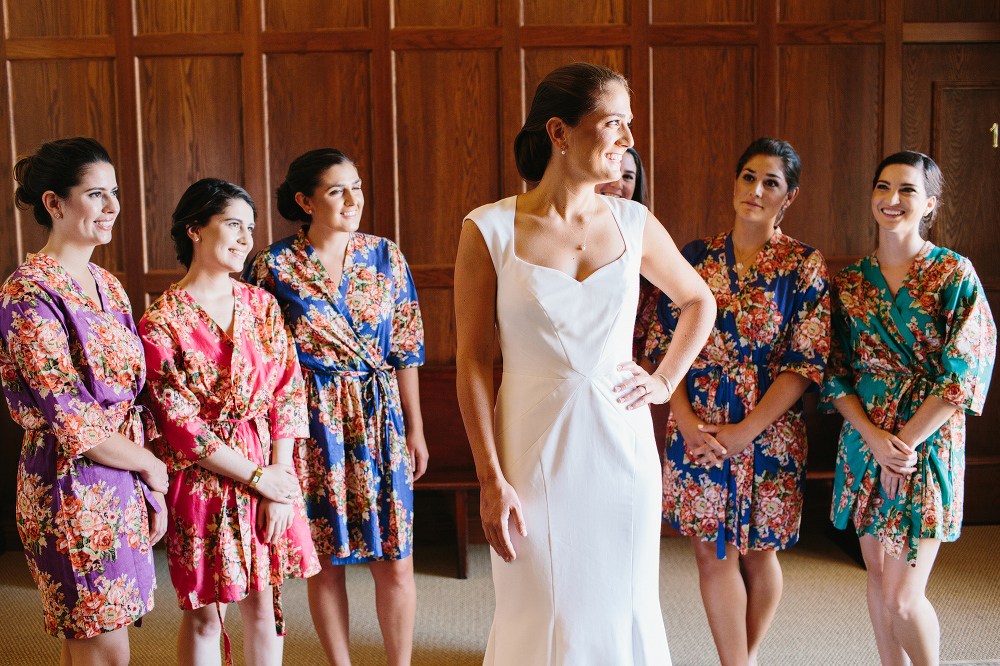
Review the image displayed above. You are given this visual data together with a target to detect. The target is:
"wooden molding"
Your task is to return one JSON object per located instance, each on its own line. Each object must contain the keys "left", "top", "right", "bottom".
{"left": 520, "top": 24, "right": 632, "bottom": 47}
{"left": 4, "top": 36, "right": 114, "bottom": 59}
{"left": 133, "top": 32, "right": 244, "bottom": 56}
{"left": 647, "top": 24, "right": 757, "bottom": 46}
{"left": 777, "top": 21, "right": 884, "bottom": 44}
{"left": 903, "top": 22, "right": 1000, "bottom": 43}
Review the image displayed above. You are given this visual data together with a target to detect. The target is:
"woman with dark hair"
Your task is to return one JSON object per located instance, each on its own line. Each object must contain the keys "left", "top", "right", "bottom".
{"left": 139, "top": 178, "right": 318, "bottom": 665}
{"left": 0, "top": 137, "right": 168, "bottom": 664}
{"left": 243, "top": 149, "right": 426, "bottom": 666}
{"left": 646, "top": 137, "right": 830, "bottom": 666}
{"left": 822, "top": 152, "right": 995, "bottom": 666}
{"left": 455, "top": 62, "right": 716, "bottom": 664}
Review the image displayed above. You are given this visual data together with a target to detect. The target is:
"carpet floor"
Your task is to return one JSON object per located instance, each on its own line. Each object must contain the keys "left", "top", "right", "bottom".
{"left": 0, "top": 524, "right": 997, "bottom": 665}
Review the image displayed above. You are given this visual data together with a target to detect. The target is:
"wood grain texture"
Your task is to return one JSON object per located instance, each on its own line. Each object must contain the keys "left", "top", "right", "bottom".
{"left": 523, "top": 47, "right": 629, "bottom": 111}
{"left": 264, "top": 52, "right": 375, "bottom": 238}
{"left": 263, "top": 0, "right": 368, "bottom": 30}
{"left": 780, "top": 0, "right": 880, "bottom": 22}
{"left": 394, "top": 0, "right": 497, "bottom": 27}
{"left": 650, "top": 46, "right": 755, "bottom": 245}
{"left": 930, "top": 82, "right": 1000, "bottom": 284}
{"left": 417, "top": 288, "right": 457, "bottom": 366}
{"left": 652, "top": 0, "right": 753, "bottom": 23}
{"left": 904, "top": 0, "right": 1000, "bottom": 22}
{"left": 134, "top": 0, "right": 240, "bottom": 34}
{"left": 4, "top": 37, "right": 115, "bottom": 59}
{"left": 520, "top": 25, "right": 631, "bottom": 46}
{"left": 138, "top": 56, "right": 245, "bottom": 271}
{"left": 647, "top": 24, "right": 758, "bottom": 45}
{"left": 902, "top": 22, "right": 1000, "bottom": 43}
{"left": 776, "top": 21, "right": 884, "bottom": 44}
{"left": 778, "top": 45, "right": 881, "bottom": 256}
{"left": 395, "top": 49, "right": 500, "bottom": 263}
{"left": 5, "top": 0, "right": 113, "bottom": 37}
{"left": 524, "top": 0, "right": 627, "bottom": 25}
{"left": 8, "top": 58, "right": 123, "bottom": 272}
{"left": 132, "top": 32, "right": 244, "bottom": 56}
{"left": 391, "top": 27, "right": 502, "bottom": 49}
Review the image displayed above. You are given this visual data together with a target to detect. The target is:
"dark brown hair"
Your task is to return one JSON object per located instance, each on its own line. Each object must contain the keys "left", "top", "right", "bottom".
{"left": 170, "top": 178, "right": 256, "bottom": 268}
{"left": 735, "top": 137, "right": 802, "bottom": 192}
{"left": 872, "top": 151, "right": 943, "bottom": 239}
{"left": 514, "top": 63, "right": 630, "bottom": 182}
{"left": 13, "top": 137, "right": 113, "bottom": 229}
{"left": 275, "top": 148, "right": 354, "bottom": 224}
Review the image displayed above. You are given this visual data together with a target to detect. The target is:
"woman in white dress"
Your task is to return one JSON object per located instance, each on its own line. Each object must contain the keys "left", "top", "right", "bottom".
{"left": 454, "top": 63, "right": 717, "bottom": 665}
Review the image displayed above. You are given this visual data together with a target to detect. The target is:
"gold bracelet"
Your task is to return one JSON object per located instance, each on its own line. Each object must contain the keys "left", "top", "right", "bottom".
{"left": 248, "top": 465, "right": 264, "bottom": 489}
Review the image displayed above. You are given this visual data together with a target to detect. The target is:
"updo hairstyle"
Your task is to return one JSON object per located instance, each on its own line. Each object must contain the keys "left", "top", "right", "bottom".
{"left": 872, "top": 151, "right": 943, "bottom": 239}
{"left": 514, "top": 63, "right": 630, "bottom": 183}
{"left": 170, "top": 178, "right": 256, "bottom": 268}
{"left": 13, "top": 137, "right": 113, "bottom": 229}
{"left": 275, "top": 148, "right": 354, "bottom": 225}
{"left": 735, "top": 137, "right": 802, "bottom": 192}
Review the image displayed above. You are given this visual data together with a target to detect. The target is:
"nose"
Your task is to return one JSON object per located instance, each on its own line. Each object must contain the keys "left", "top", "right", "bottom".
{"left": 753, "top": 181, "right": 764, "bottom": 196}
{"left": 344, "top": 188, "right": 358, "bottom": 206}
{"left": 888, "top": 189, "right": 901, "bottom": 205}
{"left": 104, "top": 193, "right": 120, "bottom": 214}
{"left": 621, "top": 123, "right": 634, "bottom": 147}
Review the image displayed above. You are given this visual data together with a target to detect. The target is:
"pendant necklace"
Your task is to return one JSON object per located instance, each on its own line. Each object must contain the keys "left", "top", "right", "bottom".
{"left": 577, "top": 218, "right": 593, "bottom": 251}
{"left": 733, "top": 240, "right": 766, "bottom": 272}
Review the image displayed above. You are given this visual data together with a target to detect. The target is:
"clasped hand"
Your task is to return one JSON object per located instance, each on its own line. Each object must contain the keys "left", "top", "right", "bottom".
{"left": 862, "top": 426, "right": 918, "bottom": 501}
{"left": 253, "top": 463, "right": 300, "bottom": 504}
{"left": 680, "top": 418, "right": 753, "bottom": 467}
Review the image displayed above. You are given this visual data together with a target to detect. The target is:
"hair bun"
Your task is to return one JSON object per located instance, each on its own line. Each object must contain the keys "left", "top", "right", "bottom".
{"left": 275, "top": 180, "right": 308, "bottom": 222}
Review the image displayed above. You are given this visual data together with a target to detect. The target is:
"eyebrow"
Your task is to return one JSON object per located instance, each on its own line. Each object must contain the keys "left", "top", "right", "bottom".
{"left": 876, "top": 179, "right": 919, "bottom": 187}
{"left": 328, "top": 179, "right": 362, "bottom": 188}
{"left": 742, "top": 168, "right": 783, "bottom": 178}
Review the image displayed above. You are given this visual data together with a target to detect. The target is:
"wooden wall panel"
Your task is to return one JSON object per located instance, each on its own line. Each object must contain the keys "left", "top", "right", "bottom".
{"left": 265, "top": 53, "right": 375, "bottom": 239}
{"left": 778, "top": 45, "right": 881, "bottom": 256}
{"left": 138, "top": 56, "right": 244, "bottom": 272}
{"left": 263, "top": 0, "right": 368, "bottom": 30}
{"left": 134, "top": 0, "right": 240, "bottom": 34}
{"left": 904, "top": 0, "right": 1000, "bottom": 22}
{"left": 394, "top": 0, "right": 496, "bottom": 27}
{"left": 418, "top": 288, "right": 456, "bottom": 366}
{"left": 395, "top": 49, "right": 500, "bottom": 263}
{"left": 781, "top": 0, "right": 880, "bottom": 22}
{"left": 653, "top": 0, "right": 753, "bottom": 23}
{"left": 7, "top": 59, "right": 122, "bottom": 272}
{"left": 523, "top": 0, "right": 627, "bottom": 25}
{"left": 5, "top": 0, "right": 112, "bottom": 38}
{"left": 523, "top": 48, "right": 629, "bottom": 115}
{"left": 650, "top": 46, "right": 755, "bottom": 245}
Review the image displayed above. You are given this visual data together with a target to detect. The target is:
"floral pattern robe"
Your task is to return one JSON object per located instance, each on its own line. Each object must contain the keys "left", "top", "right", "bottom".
{"left": 0, "top": 253, "right": 159, "bottom": 638}
{"left": 139, "top": 280, "right": 319, "bottom": 624}
{"left": 244, "top": 230, "right": 424, "bottom": 564}
{"left": 821, "top": 242, "right": 996, "bottom": 563}
{"left": 647, "top": 232, "right": 830, "bottom": 558}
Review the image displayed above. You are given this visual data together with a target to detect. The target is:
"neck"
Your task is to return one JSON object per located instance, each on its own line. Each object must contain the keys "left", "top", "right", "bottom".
{"left": 731, "top": 216, "right": 775, "bottom": 252}
{"left": 877, "top": 226, "right": 926, "bottom": 266}
{"left": 307, "top": 223, "right": 351, "bottom": 256}
{"left": 176, "top": 263, "right": 233, "bottom": 298}
{"left": 524, "top": 166, "right": 602, "bottom": 221}
{"left": 38, "top": 235, "right": 96, "bottom": 275}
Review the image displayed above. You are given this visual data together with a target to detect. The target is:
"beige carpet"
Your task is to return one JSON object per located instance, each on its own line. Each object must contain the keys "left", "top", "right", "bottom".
{"left": 0, "top": 525, "right": 997, "bottom": 665}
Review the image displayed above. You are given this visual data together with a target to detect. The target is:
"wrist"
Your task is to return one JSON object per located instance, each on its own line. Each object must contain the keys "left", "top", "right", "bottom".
{"left": 248, "top": 465, "right": 264, "bottom": 489}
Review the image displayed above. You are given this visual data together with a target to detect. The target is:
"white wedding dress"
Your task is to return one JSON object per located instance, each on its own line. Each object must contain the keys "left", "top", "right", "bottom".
{"left": 467, "top": 195, "right": 671, "bottom": 665}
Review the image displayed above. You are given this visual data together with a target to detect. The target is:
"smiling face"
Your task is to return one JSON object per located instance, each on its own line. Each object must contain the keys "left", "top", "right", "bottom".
{"left": 189, "top": 199, "right": 255, "bottom": 273}
{"left": 562, "top": 81, "right": 633, "bottom": 185}
{"left": 296, "top": 162, "right": 363, "bottom": 233}
{"left": 733, "top": 154, "right": 796, "bottom": 225}
{"left": 871, "top": 163, "right": 936, "bottom": 235}
{"left": 47, "top": 161, "right": 120, "bottom": 248}
{"left": 595, "top": 150, "right": 638, "bottom": 200}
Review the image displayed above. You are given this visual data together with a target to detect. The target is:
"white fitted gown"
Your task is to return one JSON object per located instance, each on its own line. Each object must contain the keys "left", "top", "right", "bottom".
{"left": 467, "top": 195, "right": 671, "bottom": 666}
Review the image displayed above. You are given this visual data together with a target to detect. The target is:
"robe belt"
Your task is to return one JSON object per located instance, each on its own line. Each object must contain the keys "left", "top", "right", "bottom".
{"left": 689, "top": 360, "right": 775, "bottom": 560}
{"left": 338, "top": 365, "right": 396, "bottom": 472}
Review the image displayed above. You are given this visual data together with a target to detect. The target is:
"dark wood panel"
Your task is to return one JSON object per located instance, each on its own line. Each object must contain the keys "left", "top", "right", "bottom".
{"left": 392, "top": 27, "right": 502, "bottom": 49}
{"left": 904, "top": 0, "right": 1000, "bottom": 22}
{"left": 523, "top": 47, "right": 629, "bottom": 113}
{"left": 265, "top": 52, "right": 375, "bottom": 241}
{"left": 964, "top": 459, "right": 1000, "bottom": 523}
{"left": 395, "top": 49, "right": 499, "bottom": 264}
{"left": 138, "top": 56, "right": 245, "bottom": 272}
{"left": 261, "top": 30, "right": 374, "bottom": 52}
{"left": 417, "top": 288, "right": 457, "bottom": 366}
{"left": 520, "top": 25, "right": 631, "bottom": 47}
{"left": 781, "top": 0, "right": 880, "bottom": 22}
{"left": 4, "top": 37, "right": 115, "bottom": 59}
{"left": 647, "top": 25, "right": 758, "bottom": 45}
{"left": 394, "top": 0, "right": 496, "bottom": 27}
{"left": 931, "top": 83, "right": 1000, "bottom": 283}
{"left": 777, "top": 21, "right": 884, "bottom": 43}
{"left": 653, "top": 0, "right": 753, "bottom": 23}
{"left": 134, "top": 0, "right": 240, "bottom": 34}
{"left": 263, "top": 0, "right": 368, "bottom": 30}
{"left": 779, "top": 45, "right": 881, "bottom": 257}
{"left": 524, "top": 0, "right": 627, "bottom": 25}
{"left": 6, "top": 0, "right": 112, "bottom": 37}
{"left": 650, "top": 46, "right": 756, "bottom": 246}
{"left": 902, "top": 22, "right": 1000, "bottom": 42}
{"left": 8, "top": 58, "right": 123, "bottom": 272}
{"left": 133, "top": 32, "right": 244, "bottom": 56}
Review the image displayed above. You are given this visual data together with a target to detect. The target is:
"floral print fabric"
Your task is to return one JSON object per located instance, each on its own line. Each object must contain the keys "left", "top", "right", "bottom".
{"left": 139, "top": 280, "right": 319, "bottom": 614}
{"left": 244, "top": 230, "right": 424, "bottom": 564}
{"left": 821, "top": 242, "right": 996, "bottom": 563}
{"left": 647, "top": 232, "right": 830, "bottom": 558}
{"left": 0, "top": 253, "right": 158, "bottom": 638}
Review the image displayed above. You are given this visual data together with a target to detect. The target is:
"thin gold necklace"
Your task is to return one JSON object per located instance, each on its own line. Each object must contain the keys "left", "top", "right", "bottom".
{"left": 733, "top": 238, "right": 768, "bottom": 271}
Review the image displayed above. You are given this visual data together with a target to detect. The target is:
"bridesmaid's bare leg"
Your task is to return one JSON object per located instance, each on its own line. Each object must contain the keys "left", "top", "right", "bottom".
{"left": 308, "top": 559, "right": 352, "bottom": 665}
{"left": 860, "top": 534, "right": 909, "bottom": 666}
{"left": 369, "top": 556, "right": 416, "bottom": 666}
{"left": 178, "top": 604, "right": 225, "bottom": 666}
{"left": 238, "top": 586, "right": 284, "bottom": 666}
{"left": 741, "top": 549, "right": 783, "bottom": 665}
{"left": 63, "top": 626, "right": 130, "bottom": 666}
{"left": 691, "top": 537, "right": 750, "bottom": 666}
{"left": 60, "top": 640, "right": 71, "bottom": 666}
{"left": 881, "top": 538, "right": 941, "bottom": 666}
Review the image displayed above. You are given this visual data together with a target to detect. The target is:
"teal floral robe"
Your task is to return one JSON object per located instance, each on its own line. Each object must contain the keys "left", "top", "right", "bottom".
{"left": 821, "top": 242, "right": 996, "bottom": 563}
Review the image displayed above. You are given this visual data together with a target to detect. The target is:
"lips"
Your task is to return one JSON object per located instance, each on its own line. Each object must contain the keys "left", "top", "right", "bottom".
{"left": 95, "top": 220, "right": 114, "bottom": 231}
{"left": 741, "top": 200, "right": 763, "bottom": 209}
{"left": 879, "top": 208, "right": 904, "bottom": 218}
{"left": 605, "top": 152, "right": 622, "bottom": 163}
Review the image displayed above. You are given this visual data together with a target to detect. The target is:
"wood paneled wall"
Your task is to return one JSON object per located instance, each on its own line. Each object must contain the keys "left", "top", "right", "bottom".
{"left": 1, "top": 0, "right": 998, "bottom": 544}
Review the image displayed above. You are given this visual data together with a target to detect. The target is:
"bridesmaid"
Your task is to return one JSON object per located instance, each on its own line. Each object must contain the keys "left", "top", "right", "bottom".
{"left": 139, "top": 178, "right": 319, "bottom": 666}
{"left": 0, "top": 137, "right": 168, "bottom": 665}
{"left": 647, "top": 138, "right": 830, "bottom": 666}
{"left": 243, "top": 148, "right": 427, "bottom": 666}
{"left": 822, "top": 152, "right": 995, "bottom": 666}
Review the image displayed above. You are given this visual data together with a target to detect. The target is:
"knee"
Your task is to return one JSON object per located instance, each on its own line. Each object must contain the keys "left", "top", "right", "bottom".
{"left": 882, "top": 585, "right": 923, "bottom": 621}
{"left": 691, "top": 539, "right": 728, "bottom": 572}
{"left": 372, "top": 559, "right": 415, "bottom": 592}
{"left": 185, "top": 609, "right": 223, "bottom": 639}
